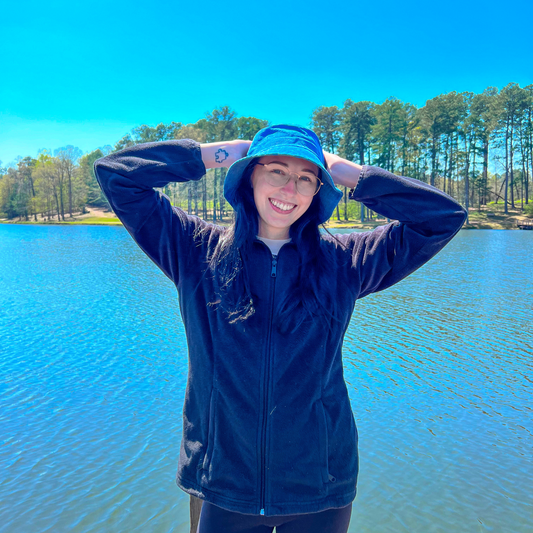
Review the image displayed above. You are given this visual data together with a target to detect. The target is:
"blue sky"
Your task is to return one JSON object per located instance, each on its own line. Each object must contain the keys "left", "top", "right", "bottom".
{"left": 1, "top": 0, "right": 532, "bottom": 166}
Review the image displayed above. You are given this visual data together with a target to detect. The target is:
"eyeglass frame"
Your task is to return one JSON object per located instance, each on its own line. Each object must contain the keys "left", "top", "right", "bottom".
{"left": 254, "top": 162, "right": 324, "bottom": 197}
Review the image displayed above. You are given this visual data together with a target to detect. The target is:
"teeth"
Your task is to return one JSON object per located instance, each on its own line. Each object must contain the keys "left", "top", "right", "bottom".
{"left": 270, "top": 199, "right": 295, "bottom": 211}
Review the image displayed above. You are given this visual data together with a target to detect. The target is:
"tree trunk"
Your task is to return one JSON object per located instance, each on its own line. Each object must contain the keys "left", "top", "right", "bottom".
{"left": 451, "top": 132, "right": 458, "bottom": 198}
{"left": 219, "top": 168, "right": 227, "bottom": 221}
{"left": 54, "top": 189, "right": 60, "bottom": 221}
{"left": 430, "top": 136, "right": 437, "bottom": 187}
{"left": 521, "top": 160, "right": 525, "bottom": 210}
{"left": 401, "top": 127, "right": 408, "bottom": 177}
{"left": 520, "top": 127, "right": 527, "bottom": 210}
{"left": 464, "top": 136, "right": 470, "bottom": 224}
{"left": 193, "top": 181, "right": 198, "bottom": 216}
{"left": 504, "top": 119, "right": 509, "bottom": 214}
{"left": 496, "top": 178, "right": 506, "bottom": 205}
{"left": 442, "top": 137, "right": 449, "bottom": 194}
{"left": 344, "top": 188, "right": 348, "bottom": 220}
{"left": 68, "top": 171, "right": 73, "bottom": 217}
{"left": 510, "top": 115, "right": 515, "bottom": 208}
{"left": 59, "top": 183, "right": 65, "bottom": 221}
{"left": 471, "top": 141, "right": 476, "bottom": 209}
{"left": 29, "top": 174, "right": 37, "bottom": 221}
{"left": 526, "top": 155, "right": 530, "bottom": 205}
{"left": 483, "top": 140, "right": 489, "bottom": 206}
{"left": 358, "top": 128, "right": 365, "bottom": 165}
{"left": 213, "top": 169, "right": 218, "bottom": 223}
{"left": 526, "top": 106, "right": 533, "bottom": 204}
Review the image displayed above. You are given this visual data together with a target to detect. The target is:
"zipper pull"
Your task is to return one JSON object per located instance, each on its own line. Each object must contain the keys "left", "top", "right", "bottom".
{"left": 271, "top": 258, "right": 277, "bottom": 277}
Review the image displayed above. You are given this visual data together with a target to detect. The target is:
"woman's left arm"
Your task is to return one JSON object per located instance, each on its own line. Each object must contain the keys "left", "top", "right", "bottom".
{"left": 323, "top": 152, "right": 363, "bottom": 189}
{"left": 323, "top": 152, "right": 468, "bottom": 299}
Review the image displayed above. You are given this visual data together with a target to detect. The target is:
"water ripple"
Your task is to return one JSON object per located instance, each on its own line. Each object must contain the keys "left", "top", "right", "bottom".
{"left": 1, "top": 226, "right": 532, "bottom": 532}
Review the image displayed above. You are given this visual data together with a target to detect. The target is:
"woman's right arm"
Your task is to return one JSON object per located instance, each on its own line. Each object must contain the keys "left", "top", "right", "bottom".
{"left": 323, "top": 151, "right": 467, "bottom": 300}
{"left": 94, "top": 139, "right": 250, "bottom": 283}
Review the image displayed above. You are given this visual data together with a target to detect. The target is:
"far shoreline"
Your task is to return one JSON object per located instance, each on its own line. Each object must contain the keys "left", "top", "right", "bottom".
{"left": 1, "top": 206, "right": 531, "bottom": 231}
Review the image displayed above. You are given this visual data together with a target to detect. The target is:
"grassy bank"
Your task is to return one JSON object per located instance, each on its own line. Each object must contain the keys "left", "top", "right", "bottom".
{"left": 1, "top": 203, "right": 531, "bottom": 230}
{"left": 0, "top": 207, "right": 123, "bottom": 226}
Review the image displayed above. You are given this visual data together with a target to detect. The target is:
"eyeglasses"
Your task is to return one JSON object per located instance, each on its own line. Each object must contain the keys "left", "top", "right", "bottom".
{"left": 255, "top": 163, "right": 323, "bottom": 197}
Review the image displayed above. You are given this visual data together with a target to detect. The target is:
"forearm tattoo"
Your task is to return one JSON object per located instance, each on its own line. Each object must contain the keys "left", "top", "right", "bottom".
{"left": 215, "top": 149, "right": 229, "bottom": 163}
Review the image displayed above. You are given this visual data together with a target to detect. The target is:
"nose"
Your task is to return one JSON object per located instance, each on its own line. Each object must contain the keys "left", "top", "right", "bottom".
{"left": 281, "top": 174, "right": 298, "bottom": 194}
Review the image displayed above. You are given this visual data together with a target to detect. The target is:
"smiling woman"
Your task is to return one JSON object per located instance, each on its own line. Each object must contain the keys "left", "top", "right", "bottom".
{"left": 93, "top": 124, "right": 467, "bottom": 533}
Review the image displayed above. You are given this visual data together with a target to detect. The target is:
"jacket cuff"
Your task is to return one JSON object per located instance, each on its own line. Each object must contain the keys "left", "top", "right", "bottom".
{"left": 347, "top": 165, "right": 367, "bottom": 200}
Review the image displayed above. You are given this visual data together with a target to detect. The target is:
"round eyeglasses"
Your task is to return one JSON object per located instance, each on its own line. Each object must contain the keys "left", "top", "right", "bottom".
{"left": 255, "top": 162, "right": 323, "bottom": 197}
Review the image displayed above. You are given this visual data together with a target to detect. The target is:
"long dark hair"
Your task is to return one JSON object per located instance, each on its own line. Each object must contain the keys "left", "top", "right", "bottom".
{"left": 202, "top": 159, "right": 342, "bottom": 331}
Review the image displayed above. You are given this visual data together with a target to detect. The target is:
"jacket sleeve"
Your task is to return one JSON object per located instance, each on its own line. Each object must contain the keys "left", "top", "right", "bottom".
{"left": 93, "top": 139, "right": 208, "bottom": 284}
{"left": 336, "top": 165, "right": 467, "bottom": 299}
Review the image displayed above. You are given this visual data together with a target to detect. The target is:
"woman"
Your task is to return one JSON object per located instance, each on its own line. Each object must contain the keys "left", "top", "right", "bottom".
{"left": 95, "top": 124, "right": 467, "bottom": 533}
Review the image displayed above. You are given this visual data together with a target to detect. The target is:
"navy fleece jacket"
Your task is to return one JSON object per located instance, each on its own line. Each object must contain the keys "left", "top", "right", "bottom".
{"left": 94, "top": 139, "right": 467, "bottom": 516}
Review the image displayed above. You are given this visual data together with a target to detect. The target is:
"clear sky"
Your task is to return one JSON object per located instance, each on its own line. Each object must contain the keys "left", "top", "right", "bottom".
{"left": 1, "top": 0, "right": 532, "bottom": 166}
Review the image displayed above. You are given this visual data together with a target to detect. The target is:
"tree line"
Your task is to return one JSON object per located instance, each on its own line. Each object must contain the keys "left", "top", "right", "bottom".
{"left": 1, "top": 82, "right": 532, "bottom": 224}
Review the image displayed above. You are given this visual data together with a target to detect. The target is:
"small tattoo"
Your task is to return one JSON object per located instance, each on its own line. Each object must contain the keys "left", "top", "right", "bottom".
{"left": 215, "top": 149, "right": 229, "bottom": 163}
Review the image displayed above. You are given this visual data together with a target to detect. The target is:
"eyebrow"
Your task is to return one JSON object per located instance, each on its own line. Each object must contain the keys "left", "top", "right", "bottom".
{"left": 268, "top": 160, "right": 318, "bottom": 176}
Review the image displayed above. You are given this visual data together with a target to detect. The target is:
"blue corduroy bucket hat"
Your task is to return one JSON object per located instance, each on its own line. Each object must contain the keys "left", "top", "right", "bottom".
{"left": 224, "top": 124, "right": 343, "bottom": 224}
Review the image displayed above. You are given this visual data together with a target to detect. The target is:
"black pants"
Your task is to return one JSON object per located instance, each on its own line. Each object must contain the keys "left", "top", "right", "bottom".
{"left": 197, "top": 501, "right": 352, "bottom": 533}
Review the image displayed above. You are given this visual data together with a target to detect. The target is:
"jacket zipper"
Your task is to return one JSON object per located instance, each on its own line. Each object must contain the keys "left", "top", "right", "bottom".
{"left": 260, "top": 254, "right": 277, "bottom": 515}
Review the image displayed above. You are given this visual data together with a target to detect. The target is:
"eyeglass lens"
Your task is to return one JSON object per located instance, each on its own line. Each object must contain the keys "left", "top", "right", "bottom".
{"left": 263, "top": 164, "right": 319, "bottom": 196}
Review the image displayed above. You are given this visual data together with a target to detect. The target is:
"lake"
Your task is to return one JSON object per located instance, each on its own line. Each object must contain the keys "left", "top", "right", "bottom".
{"left": 0, "top": 225, "right": 531, "bottom": 533}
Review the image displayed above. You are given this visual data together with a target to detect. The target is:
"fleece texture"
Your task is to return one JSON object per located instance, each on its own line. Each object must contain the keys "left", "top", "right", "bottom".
{"left": 94, "top": 139, "right": 467, "bottom": 516}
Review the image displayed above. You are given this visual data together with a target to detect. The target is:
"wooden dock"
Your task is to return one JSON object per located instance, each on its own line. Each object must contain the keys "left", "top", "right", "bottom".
{"left": 517, "top": 220, "right": 533, "bottom": 230}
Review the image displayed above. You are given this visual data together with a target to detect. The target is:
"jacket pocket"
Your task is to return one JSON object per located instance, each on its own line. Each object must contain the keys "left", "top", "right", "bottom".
{"left": 317, "top": 399, "right": 331, "bottom": 485}
{"left": 201, "top": 387, "right": 218, "bottom": 472}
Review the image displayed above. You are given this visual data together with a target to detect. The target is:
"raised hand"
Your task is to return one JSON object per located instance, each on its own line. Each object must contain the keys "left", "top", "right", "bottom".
{"left": 323, "top": 151, "right": 363, "bottom": 189}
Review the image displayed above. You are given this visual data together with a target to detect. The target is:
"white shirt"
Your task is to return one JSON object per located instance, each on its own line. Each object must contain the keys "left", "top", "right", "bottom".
{"left": 257, "top": 236, "right": 292, "bottom": 257}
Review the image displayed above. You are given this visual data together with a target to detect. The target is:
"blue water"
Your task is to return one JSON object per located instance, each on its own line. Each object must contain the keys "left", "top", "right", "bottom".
{"left": 0, "top": 225, "right": 531, "bottom": 533}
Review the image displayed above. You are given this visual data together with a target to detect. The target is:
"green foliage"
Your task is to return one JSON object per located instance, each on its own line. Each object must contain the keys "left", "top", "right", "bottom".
{"left": 79, "top": 149, "right": 109, "bottom": 207}
{"left": 114, "top": 135, "right": 135, "bottom": 152}
{"left": 5, "top": 85, "right": 533, "bottom": 224}
{"left": 131, "top": 122, "right": 182, "bottom": 143}
{"left": 339, "top": 100, "right": 374, "bottom": 164}
{"left": 114, "top": 122, "right": 183, "bottom": 152}
{"left": 371, "top": 97, "right": 411, "bottom": 173}
{"left": 0, "top": 158, "right": 38, "bottom": 220}
{"left": 0, "top": 172, "right": 17, "bottom": 218}
{"left": 470, "top": 87, "right": 499, "bottom": 143}
{"left": 310, "top": 106, "right": 341, "bottom": 152}
{"left": 524, "top": 203, "right": 533, "bottom": 217}
{"left": 174, "top": 123, "right": 208, "bottom": 142}
{"left": 204, "top": 106, "right": 238, "bottom": 142}
{"left": 236, "top": 117, "right": 269, "bottom": 140}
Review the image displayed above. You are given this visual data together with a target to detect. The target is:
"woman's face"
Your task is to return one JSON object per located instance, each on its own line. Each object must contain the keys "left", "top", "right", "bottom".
{"left": 250, "top": 155, "right": 318, "bottom": 240}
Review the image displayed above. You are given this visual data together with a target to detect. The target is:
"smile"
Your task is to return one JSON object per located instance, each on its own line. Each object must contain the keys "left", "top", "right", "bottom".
{"left": 269, "top": 198, "right": 297, "bottom": 213}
